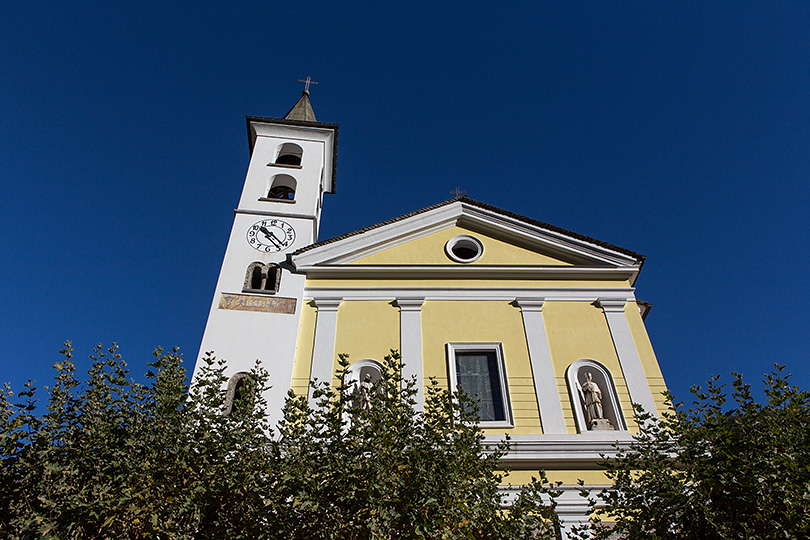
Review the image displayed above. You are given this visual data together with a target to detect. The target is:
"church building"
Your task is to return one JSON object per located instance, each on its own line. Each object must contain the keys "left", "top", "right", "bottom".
{"left": 196, "top": 89, "right": 668, "bottom": 536}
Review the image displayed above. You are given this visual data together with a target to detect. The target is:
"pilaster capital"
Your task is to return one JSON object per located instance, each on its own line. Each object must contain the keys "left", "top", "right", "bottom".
{"left": 395, "top": 297, "right": 425, "bottom": 311}
{"left": 515, "top": 297, "right": 545, "bottom": 312}
{"left": 312, "top": 297, "right": 343, "bottom": 311}
{"left": 596, "top": 298, "right": 627, "bottom": 313}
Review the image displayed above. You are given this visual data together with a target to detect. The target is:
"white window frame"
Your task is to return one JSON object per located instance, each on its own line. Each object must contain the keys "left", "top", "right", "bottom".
{"left": 446, "top": 342, "right": 513, "bottom": 428}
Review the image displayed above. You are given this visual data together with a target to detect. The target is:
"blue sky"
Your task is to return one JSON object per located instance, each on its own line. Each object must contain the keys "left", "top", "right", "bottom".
{"left": 2, "top": 2, "right": 809, "bottom": 406}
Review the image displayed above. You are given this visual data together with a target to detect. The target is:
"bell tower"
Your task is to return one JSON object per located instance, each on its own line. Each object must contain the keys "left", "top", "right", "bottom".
{"left": 196, "top": 87, "right": 338, "bottom": 425}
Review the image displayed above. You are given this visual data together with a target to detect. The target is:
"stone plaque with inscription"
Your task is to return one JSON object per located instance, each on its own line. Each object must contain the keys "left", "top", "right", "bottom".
{"left": 218, "top": 293, "right": 296, "bottom": 314}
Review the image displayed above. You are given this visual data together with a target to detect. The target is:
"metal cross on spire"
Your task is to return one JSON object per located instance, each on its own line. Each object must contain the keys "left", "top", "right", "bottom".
{"left": 298, "top": 76, "right": 318, "bottom": 93}
{"left": 451, "top": 186, "right": 466, "bottom": 197}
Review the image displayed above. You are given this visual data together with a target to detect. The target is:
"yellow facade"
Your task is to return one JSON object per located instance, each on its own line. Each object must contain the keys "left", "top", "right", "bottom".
{"left": 292, "top": 293, "right": 659, "bottom": 435}
{"left": 292, "top": 221, "right": 666, "bottom": 436}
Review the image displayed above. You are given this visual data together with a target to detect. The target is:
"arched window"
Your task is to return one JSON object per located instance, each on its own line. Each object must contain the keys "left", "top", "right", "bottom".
{"left": 266, "top": 174, "right": 297, "bottom": 200}
{"left": 275, "top": 143, "right": 303, "bottom": 166}
{"left": 242, "top": 262, "right": 281, "bottom": 294}
{"left": 223, "top": 372, "right": 253, "bottom": 416}
{"left": 566, "top": 359, "right": 626, "bottom": 432}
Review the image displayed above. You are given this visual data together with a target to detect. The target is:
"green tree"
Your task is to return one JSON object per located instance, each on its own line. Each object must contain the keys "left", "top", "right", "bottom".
{"left": 0, "top": 343, "right": 278, "bottom": 539}
{"left": 1, "top": 346, "right": 559, "bottom": 539}
{"left": 274, "top": 351, "right": 560, "bottom": 540}
{"left": 580, "top": 365, "right": 810, "bottom": 540}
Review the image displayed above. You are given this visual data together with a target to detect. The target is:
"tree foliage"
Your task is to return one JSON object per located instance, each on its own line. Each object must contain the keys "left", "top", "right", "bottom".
{"left": 274, "top": 351, "right": 559, "bottom": 540}
{"left": 581, "top": 365, "right": 810, "bottom": 540}
{"left": 0, "top": 343, "right": 277, "bottom": 539}
{"left": 0, "top": 345, "right": 558, "bottom": 539}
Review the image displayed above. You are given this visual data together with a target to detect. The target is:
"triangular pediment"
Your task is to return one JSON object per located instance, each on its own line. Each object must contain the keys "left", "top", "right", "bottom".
{"left": 348, "top": 225, "right": 577, "bottom": 266}
{"left": 289, "top": 198, "right": 644, "bottom": 283}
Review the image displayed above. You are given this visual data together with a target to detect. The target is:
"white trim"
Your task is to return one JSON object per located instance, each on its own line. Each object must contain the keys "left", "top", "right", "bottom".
{"left": 297, "top": 203, "right": 460, "bottom": 265}
{"left": 294, "top": 265, "right": 639, "bottom": 282}
{"left": 483, "top": 433, "right": 633, "bottom": 465}
{"left": 290, "top": 200, "right": 643, "bottom": 270}
{"left": 446, "top": 342, "right": 513, "bottom": 427}
{"left": 328, "top": 221, "right": 454, "bottom": 264}
{"left": 234, "top": 208, "right": 317, "bottom": 219}
{"left": 304, "top": 287, "right": 636, "bottom": 303}
{"left": 566, "top": 359, "right": 627, "bottom": 433}
{"left": 396, "top": 298, "right": 425, "bottom": 410}
{"left": 597, "top": 299, "right": 658, "bottom": 418}
{"left": 308, "top": 297, "right": 342, "bottom": 404}
{"left": 293, "top": 204, "right": 462, "bottom": 266}
{"left": 515, "top": 298, "right": 567, "bottom": 434}
{"left": 458, "top": 203, "right": 637, "bottom": 265}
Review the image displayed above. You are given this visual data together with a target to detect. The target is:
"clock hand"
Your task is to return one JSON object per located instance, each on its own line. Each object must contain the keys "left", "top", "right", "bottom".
{"left": 259, "top": 226, "right": 282, "bottom": 248}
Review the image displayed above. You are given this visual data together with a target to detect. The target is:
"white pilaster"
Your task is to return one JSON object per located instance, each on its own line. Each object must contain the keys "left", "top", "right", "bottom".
{"left": 309, "top": 297, "right": 342, "bottom": 403}
{"left": 597, "top": 299, "right": 657, "bottom": 417}
{"left": 396, "top": 298, "right": 425, "bottom": 410}
{"left": 556, "top": 487, "right": 593, "bottom": 540}
{"left": 515, "top": 298, "right": 567, "bottom": 434}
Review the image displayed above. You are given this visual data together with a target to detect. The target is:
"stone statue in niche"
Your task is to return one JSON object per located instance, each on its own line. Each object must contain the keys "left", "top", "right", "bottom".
{"left": 581, "top": 371, "right": 614, "bottom": 430}
{"left": 359, "top": 374, "right": 374, "bottom": 412}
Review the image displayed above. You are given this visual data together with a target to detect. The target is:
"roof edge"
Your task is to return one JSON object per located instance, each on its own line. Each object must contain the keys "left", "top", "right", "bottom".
{"left": 291, "top": 196, "right": 645, "bottom": 264}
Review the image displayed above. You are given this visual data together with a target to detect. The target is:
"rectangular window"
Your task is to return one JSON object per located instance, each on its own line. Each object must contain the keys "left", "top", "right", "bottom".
{"left": 447, "top": 343, "right": 512, "bottom": 427}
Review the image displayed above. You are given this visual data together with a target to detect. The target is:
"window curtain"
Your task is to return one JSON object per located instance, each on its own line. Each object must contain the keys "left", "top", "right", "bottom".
{"left": 455, "top": 351, "right": 505, "bottom": 421}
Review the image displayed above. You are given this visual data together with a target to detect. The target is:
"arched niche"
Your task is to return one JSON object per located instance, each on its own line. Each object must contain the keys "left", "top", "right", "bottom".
{"left": 266, "top": 174, "right": 297, "bottom": 200}
{"left": 566, "top": 359, "right": 626, "bottom": 433}
{"left": 275, "top": 143, "right": 303, "bottom": 166}
{"left": 223, "top": 372, "right": 252, "bottom": 415}
{"left": 344, "top": 359, "right": 384, "bottom": 387}
{"left": 343, "top": 359, "right": 384, "bottom": 414}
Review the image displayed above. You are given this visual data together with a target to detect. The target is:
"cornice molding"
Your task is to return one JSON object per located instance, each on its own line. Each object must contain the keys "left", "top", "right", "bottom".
{"left": 304, "top": 287, "right": 636, "bottom": 303}
{"left": 484, "top": 434, "right": 634, "bottom": 468}
{"left": 295, "top": 265, "right": 639, "bottom": 281}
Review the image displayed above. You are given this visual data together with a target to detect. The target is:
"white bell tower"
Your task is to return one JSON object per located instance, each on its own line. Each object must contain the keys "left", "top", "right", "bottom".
{"left": 196, "top": 87, "right": 338, "bottom": 425}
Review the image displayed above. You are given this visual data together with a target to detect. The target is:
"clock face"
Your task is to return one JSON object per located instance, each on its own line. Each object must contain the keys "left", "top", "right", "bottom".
{"left": 246, "top": 219, "right": 296, "bottom": 252}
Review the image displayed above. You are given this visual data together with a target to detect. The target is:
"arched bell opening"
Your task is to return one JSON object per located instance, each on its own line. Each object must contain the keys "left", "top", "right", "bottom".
{"left": 267, "top": 174, "right": 297, "bottom": 200}
{"left": 275, "top": 143, "right": 303, "bottom": 166}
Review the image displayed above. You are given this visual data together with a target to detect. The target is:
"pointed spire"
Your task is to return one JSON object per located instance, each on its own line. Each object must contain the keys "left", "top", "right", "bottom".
{"left": 284, "top": 78, "right": 318, "bottom": 122}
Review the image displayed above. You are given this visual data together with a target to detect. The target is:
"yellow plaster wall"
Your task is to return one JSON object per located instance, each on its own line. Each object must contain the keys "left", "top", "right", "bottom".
{"left": 330, "top": 301, "right": 401, "bottom": 386}
{"left": 350, "top": 226, "right": 574, "bottom": 266}
{"left": 541, "top": 302, "right": 636, "bottom": 433}
{"left": 420, "top": 300, "right": 542, "bottom": 435}
{"left": 293, "top": 295, "right": 664, "bottom": 436}
{"left": 503, "top": 469, "right": 611, "bottom": 486}
{"left": 291, "top": 301, "right": 318, "bottom": 396}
